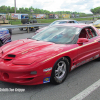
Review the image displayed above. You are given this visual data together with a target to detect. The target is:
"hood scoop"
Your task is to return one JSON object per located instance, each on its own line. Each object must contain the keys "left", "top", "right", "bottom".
{"left": 8, "top": 54, "right": 16, "bottom": 57}
{"left": 3, "top": 54, "right": 16, "bottom": 61}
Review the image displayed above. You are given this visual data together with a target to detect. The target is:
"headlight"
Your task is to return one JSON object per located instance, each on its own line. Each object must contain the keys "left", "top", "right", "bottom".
{"left": 30, "top": 71, "right": 37, "bottom": 75}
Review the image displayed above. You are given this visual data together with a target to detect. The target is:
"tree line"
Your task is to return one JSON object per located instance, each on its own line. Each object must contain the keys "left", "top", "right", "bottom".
{"left": 0, "top": 5, "right": 93, "bottom": 17}
{"left": 91, "top": 6, "right": 100, "bottom": 14}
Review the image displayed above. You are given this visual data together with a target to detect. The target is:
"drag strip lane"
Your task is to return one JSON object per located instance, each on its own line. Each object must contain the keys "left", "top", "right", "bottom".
{"left": 70, "top": 79, "right": 100, "bottom": 100}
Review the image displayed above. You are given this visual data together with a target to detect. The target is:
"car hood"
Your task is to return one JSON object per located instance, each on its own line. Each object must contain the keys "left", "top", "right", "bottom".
{"left": 0, "top": 39, "right": 66, "bottom": 65}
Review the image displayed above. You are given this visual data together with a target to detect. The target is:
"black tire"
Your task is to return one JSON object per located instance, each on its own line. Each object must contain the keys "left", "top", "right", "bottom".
{"left": 35, "top": 27, "right": 39, "bottom": 30}
{"left": 96, "top": 57, "right": 100, "bottom": 61}
{"left": 33, "top": 28, "right": 36, "bottom": 32}
{"left": 30, "top": 20, "right": 33, "bottom": 23}
{"left": 30, "top": 28, "right": 36, "bottom": 32}
{"left": 0, "top": 41, "right": 2, "bottom": 47}
{"left": 19, "top": 28, "right": 23, "bottom": 31}
{"left": 8, "top": 29, "right": 12, "bottom": 35}
{"left": 30, "top": 28, "right": 32, "bottom": 31}
{"left": 50, "top": 57, "right": 69, "bottom": 85}
{"left": 33, "top": 20, "right": 37, "bottom": 23}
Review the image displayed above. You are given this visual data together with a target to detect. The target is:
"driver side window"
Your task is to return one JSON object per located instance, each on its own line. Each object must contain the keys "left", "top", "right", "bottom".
{"left": 79, "top": 29, "right": 88, "bottom": 39}
{"left": 79, "top": 27, "right": 97, "bottom": 39}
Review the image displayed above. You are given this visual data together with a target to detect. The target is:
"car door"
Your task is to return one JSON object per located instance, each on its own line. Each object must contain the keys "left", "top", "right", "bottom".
{"left": 75, "top": 27, "right": 100, "bottom": 67}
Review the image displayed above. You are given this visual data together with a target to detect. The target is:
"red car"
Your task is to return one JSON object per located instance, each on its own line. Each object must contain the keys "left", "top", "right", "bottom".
{"left": 0, "top": 24, "right": 100, "bottom": 85}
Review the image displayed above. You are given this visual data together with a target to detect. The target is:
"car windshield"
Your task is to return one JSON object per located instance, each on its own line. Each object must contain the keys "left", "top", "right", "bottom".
{"left": 32, "top": 26, "right": 80, "bottom": 44}
{"left": 94, "top": 20, "right": 100, "bottom": 25}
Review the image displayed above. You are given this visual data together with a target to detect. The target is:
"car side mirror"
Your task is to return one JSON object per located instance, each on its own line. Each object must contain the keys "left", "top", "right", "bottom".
{"left": 77, "top": 38, "right": 89, "bottom": 44}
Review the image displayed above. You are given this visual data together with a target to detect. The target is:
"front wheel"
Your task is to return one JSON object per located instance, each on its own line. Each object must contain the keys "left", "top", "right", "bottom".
{"left": 50, "top": 57, "right": 69, "bottom": 85}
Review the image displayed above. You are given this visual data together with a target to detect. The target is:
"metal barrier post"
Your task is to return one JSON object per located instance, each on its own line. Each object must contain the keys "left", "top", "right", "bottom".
{"left": 27, "top": 27, "right": 29, "bottom": 33}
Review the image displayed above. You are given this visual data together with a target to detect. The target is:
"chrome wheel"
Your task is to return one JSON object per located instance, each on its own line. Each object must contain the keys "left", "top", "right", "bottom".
{"left": 55, "top": 61, "right": 66, "bottom": 80}
{"left": 51, "top": 57, "right": 69, "bottom": 84}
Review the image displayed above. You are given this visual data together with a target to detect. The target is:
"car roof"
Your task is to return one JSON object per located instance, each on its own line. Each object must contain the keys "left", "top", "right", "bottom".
{"left": 54, "top": 20, "right": 77, "bottom": 21}
{"left": 52, "top": 23, "right": 91, "bottom": 28}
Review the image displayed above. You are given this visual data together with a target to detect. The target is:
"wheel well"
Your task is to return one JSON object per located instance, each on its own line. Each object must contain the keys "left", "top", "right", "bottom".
{"left": 64, "top": 56, "right": 71, "bottom": 72}
{"left": 52, "top": 56, "right": 71, "bottom": 72}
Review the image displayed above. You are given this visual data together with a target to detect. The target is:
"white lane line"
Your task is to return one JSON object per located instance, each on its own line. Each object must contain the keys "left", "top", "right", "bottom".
{"left": 70, "top": 79, "right": 100, "bottom": 100}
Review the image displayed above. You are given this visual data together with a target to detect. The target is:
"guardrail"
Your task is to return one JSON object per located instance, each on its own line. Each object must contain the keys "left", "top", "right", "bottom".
{"left": 0, "top": 23, "right": 49, "bottom": 33}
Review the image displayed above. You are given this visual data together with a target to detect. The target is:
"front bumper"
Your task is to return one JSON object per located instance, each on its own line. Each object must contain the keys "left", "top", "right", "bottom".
{"left": 0, "top": 70, "right": 44, "bottom": 85}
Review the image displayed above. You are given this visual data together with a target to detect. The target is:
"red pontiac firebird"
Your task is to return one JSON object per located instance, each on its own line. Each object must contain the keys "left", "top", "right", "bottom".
{"left": 0, "top": 24, "right": 100, "bottom": 85}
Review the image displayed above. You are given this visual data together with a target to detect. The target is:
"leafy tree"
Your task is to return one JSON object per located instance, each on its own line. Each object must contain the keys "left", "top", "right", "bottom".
{"left": 90, "top": 7, "right": 100, "bottom": 14}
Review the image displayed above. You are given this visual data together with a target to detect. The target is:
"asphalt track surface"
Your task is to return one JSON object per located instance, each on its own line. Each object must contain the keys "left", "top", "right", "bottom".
{"left": 0, "top": 28, "right": 100, "bottom": 100}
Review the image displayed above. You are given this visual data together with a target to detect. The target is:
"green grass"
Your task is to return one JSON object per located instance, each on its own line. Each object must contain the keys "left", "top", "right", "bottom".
{"left": 9, "top": 20, "right": 22, "bottom": 25}
{"left": 9, "top": 17, "right": 96, "bottom": 25}
{"left": 37, "top": 18, "right": 94, "bottom": 23}
{"left": 72, "top": 17, "right": 94, "bottom": 21}
{"left": 36, "top": 19, "right": 59, "bottom": 23}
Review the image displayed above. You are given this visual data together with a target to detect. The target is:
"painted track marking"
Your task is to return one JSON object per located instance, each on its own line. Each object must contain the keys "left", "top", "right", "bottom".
{"left": 70, "top": 79, "right": 100, "bottom": 100}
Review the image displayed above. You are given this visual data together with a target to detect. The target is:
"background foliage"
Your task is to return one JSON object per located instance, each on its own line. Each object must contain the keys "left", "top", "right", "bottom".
{"left": 0, "top": 5, "right": 93, "bottom": 17}
{"left": 91, "top": 7, "right": 100, "bottom": 14}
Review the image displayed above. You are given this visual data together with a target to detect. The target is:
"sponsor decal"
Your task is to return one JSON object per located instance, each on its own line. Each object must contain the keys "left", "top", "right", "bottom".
{"left": 71, "top": 54, "right": 99, "bottom": 71}
{"left": 90, "top": 57, "right": 94, "bottom": 61}
{"left": 76, "top": 60, "right": 86, "bottom": 67}
{"left": 94, "top": 54, "right": 99, "bottom": 59}
{"left": 71, "top": 65, "right": 76, "bottom": 70}
{"left": 29, "top": 49, "right": 33, "bottom": 51}
{"left": 22, "top": 51, "right": 28, "bottom": 54}
{"left": 43, "top": 77, "right": 50, "bottom": 83}
{"left": 86, "top": 58, "right": 90, "bottom": 62}
{"left": 45, "top": 72, "right": 51, "bottom": 75}
{"left": 43, "top": 67, "right": 52, "bottom": 72}
{"left": 21, "top": 49, "right": 34, "bottom": 54}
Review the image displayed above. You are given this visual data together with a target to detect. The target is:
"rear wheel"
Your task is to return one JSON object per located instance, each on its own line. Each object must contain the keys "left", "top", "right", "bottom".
{"left": 19, "top": 28, "right": 23, "bottom": 31}
{"left": 33, "top": 28, "right": 36, "bottom": 32}
{"left": 30, "top": 28, "right": 36, "bottom": 32}
{"left": 50, "top": 57, "right": 69, "bottom": 84}
{"left": 35, "top": 26, "right": 39, "bottom": 30}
